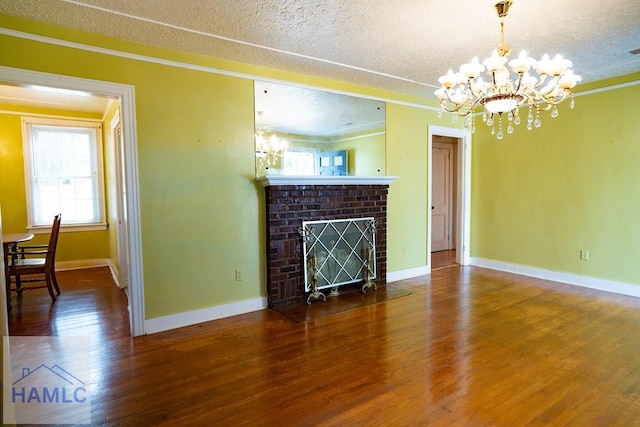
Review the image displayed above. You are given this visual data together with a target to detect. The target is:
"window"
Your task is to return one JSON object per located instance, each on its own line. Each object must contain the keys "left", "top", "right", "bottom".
{"left": 282, "top": 149, "right": 317, "bottom": 175}
{"left": 22, "top": 117, "right": 106, "bottom": 231}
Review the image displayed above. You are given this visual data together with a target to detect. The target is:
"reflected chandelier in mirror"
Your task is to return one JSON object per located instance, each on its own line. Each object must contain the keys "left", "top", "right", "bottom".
{"left": 254, "top": 81, "right": 386, "bottom": 177}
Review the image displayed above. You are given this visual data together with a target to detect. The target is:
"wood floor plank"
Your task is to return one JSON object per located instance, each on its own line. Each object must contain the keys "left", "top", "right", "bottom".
{"left": 6, "top": 266, "right": 640, "bottom": 425}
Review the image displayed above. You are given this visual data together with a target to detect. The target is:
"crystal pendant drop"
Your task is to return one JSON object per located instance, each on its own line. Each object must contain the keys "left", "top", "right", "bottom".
{"left": 527, "top": 111, "right": 534, "bottom": 123}
{"left": 514, "top": 116, "right": 521, "bottom": 125}
{"left": 507, "top": 124, "right": 514, "bottom": 134}
{"left": 551, "top": 107, "right": 559, "bottom": 118}
{"left": 491, "top": 127, "right": 495, "bottom": 136}
{"left": 534, "top": 118, "right": 542, "bottom": 128}
{"left": 497, "top": 128, "right": 504, "bottom": 139}
{"left": 570, "top": 97, "right": 575, "bottom": 109}
{"left": 487, "top": 117, "right": 494, "bottom": 126}
{"left": 452, "top": 115, "right": 458, "bottom": 123}
{"left": 482, "top": 113, "right": 487, "bottom": 123}
{"left": 437, "top": 110, "right": 442, "bottom": 119}
{"left": 527, "top": 122, "right": 533, "bottom": 131}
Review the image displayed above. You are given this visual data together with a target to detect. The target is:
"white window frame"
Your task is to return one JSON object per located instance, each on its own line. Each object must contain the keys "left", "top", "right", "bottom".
{"left": 22, "top": 116, "right": 107, "bottom": 233}
{"left": 282, "top": 148, "right": 319, "bottom": 176}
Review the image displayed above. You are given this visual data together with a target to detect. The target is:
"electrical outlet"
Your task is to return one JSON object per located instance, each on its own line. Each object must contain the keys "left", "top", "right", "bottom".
{"left": 235, "top": 269, "right": 243, "bottom": 281}
{"left": 580, "top": 250, "right": 589, "bottom": 261}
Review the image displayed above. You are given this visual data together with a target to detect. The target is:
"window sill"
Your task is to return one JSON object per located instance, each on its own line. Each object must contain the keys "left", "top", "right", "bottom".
{"left": 28, "top": 223, "right": 108, "bottom": 234}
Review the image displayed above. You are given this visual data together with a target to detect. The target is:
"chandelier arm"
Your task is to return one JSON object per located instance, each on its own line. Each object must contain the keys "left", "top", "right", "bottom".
{"left": 467, "top": 79, "right": 485, "bottom": 98}
{"left": 441, "top": 88, "right": 472, "bottom": 111}
{"left": 440, "top": 101, "right": 472, "bottom": 116}
{"left": 513, "top": 72, "right": 524, "bottom": 94}
{"left": 533, "top": 74, "right": 550, "bottom": 91}
{"left": 532, "top": 102, "right": 553, "bottom": 112}
{"left": 442, "top": 88, "right": 459, "bottom": 105}
{"left": 470, "top": 97, "right": 484, "bottom": 112}
{"left": 524, "top": 93, "right": 562, "bottom": 111}
{"left": 540, "top": 91, "right": 570, "bottom": 107}
{"left": 537, "top": 76, "right": 562, "bottom": 97}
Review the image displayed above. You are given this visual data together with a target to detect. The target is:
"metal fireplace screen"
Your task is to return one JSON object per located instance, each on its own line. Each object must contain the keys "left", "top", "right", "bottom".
{"left": 300, "top": 217, "right": 377, "bottom": 292}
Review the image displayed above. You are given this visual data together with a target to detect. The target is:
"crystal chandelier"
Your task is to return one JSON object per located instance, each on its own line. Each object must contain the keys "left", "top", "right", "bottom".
{"left": 255, "top": 110, "right": 288, "bottom": 168}
{"left": 435, "top": 1, "right": 581, "bottom": 139}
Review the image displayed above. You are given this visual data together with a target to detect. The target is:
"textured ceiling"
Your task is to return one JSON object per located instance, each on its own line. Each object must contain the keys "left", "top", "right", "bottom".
{"left": 0, "top": 0, "right": 639, "bottom": 101}
{"left": 0, "top": 84, "right": 112, "bottom": 114}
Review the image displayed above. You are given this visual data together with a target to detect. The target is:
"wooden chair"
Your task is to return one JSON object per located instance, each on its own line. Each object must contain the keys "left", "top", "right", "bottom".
{"left": 8, "top": 214, "right": 62, "bottom": 302}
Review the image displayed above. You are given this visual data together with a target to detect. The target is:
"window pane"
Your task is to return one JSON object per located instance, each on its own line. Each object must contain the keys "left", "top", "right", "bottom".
{"left": 283, "top": 151, "right": 316, "bottom": 175}
{"left": 25, "top": 120, "right": 103, "bottom": 227}
{"left": 75, "top": 199, "right": 95, "bottom": 221}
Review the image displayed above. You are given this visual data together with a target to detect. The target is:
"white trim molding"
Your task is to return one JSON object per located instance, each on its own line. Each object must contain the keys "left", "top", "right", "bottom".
{"left": 144, "top": 297, "right": 268, "bottom": 335}
{"left": 56, "top": 258, "right": 111, "bottom": 271}
{"left": 471, "top": 257, "right": 640, "bottom": 298}
{"left": 387, "top": 265, "right": 430, "bottom": 283}
{"left": 257, "top": 175, "right": 399, "bottom": 186}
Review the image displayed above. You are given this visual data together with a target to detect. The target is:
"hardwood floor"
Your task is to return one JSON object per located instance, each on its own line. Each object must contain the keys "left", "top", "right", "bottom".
{"left": 8, "top": 267, "right": 130, "bottom": 337}
{"left": 432, "top": 249, "right": 457, "bottom": 270}
{"left": 6, "top": 266, "right": 640, "bottom": 425}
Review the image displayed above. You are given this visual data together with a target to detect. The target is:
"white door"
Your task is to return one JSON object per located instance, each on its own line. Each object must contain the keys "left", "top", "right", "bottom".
{"left": 113, "top": 119, "right": 130, "bottom": 294}
{"left": 431, "top": 142, "right": 453, "bottom": 252}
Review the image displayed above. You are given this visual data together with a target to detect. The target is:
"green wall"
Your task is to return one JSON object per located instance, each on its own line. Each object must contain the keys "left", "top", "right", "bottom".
{"left": 471, "top": 74, "right": 640, "bottom": 284}
{"left": 387, "top": 103, "right": 439, "bottom": 271}
{"left": 331, "top": 130, "right": 386, "bottom": 176}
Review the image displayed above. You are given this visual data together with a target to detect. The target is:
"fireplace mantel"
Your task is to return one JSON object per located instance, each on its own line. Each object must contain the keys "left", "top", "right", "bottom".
{"left": 257, "top": 175, "right": 398, "bottom": 187}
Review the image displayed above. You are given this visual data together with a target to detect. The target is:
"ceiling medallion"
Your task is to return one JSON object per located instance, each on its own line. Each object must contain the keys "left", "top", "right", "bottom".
{"left": 435, "top": 1, "right": 581, "bottom": 139}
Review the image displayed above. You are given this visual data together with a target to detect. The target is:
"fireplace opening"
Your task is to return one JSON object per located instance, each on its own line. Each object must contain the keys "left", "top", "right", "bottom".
{"left": 300, "top": 217, "right": 377, "bottom": 304}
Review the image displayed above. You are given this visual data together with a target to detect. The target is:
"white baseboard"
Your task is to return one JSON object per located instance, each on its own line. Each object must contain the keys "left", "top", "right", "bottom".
{"left": 107, "top": 263, "right": 123, "bottom": 289}
{"left": 387, "top": 265, "right": 430, "bottom": 283}
{"left": 58, "top": 258, "right": 124, "bottom": 290}
{"left": 144, "top": 297, "right": 269, "bottom": 335}
{"left": 56, "top": 258, "right": 111, "bottom": 271}
{"left": 471, "top": 257, "right": 640, "bottom": 298}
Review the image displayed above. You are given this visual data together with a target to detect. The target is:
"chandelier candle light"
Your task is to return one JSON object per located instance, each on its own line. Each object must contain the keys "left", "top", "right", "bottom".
{"left": 255, "top": 110, "right": 288, "bottom": 168}
{"left": 435, "top": 1, "right": 581, "bottom": 139}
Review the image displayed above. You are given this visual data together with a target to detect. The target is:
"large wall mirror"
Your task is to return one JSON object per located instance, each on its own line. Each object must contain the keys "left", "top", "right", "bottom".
{"left": 254, "top": 81, "right": 386, "bottom": 177}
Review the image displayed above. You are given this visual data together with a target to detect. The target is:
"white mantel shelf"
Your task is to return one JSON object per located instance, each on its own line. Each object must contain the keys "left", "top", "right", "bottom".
{"left": 257, "top": 175, "right": 399, "bottom": 187}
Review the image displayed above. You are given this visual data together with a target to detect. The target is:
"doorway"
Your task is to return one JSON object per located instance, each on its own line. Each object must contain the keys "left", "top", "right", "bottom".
{"left": 432, "top": 137, "right": 457, "bottom": 269}
{"left": 427, "top": 125, "right": 471, "bottom": 271}
{"left": 0, "top": 66, "right": 145, "bottom": 336}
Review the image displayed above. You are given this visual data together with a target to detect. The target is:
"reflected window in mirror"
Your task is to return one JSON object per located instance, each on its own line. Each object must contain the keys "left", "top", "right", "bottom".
{"left": 254, "top": 81, "right": 386, "bottom": 177}
{"left": 282, "top": 149, "right": 317, "bottom": 175}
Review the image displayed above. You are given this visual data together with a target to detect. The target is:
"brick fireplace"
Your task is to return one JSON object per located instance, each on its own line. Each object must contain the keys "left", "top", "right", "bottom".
{"left": 259, "top": 175, "right": 397, "bottom": 308}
